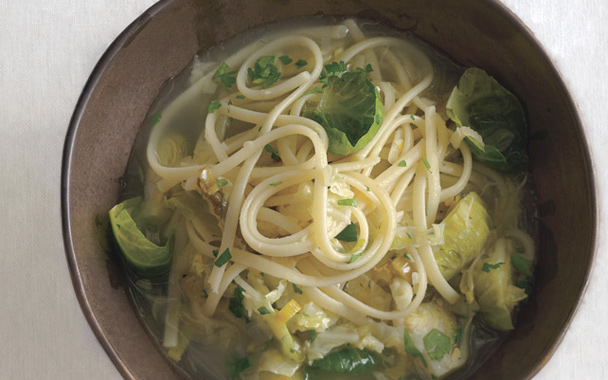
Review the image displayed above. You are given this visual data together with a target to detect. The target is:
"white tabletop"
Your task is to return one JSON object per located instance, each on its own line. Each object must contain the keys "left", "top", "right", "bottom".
{"left": 1, "top": 0, "right": 605, "bottom": 379}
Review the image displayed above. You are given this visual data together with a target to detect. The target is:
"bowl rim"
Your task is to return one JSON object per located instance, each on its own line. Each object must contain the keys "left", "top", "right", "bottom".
{"left": 60, "top": 0, "right": 599, "bottom": 379}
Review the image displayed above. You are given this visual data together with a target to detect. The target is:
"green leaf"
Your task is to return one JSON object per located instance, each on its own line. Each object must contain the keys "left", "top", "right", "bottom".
{"left": 295, "top": 59, "right": 308, "bottom": 69}
{"left": 311, "top": 347, "right": 378, "bottom": 374}
{"left": 269, "top": 182, "right": 282, "bottom": 187}
{"left": 229, "top": 286, "right": 247, "bottom": 319}
{"left": 398, "top": 160, "right": 407, "bottom": 167}
{"left": 481, "top": 262, "right": 504, "bottom": 273}
{"left": 108, "top": 197, "right": 173, "bottom": 277}
{"left": 212, "top": 62, "right": 237, "bottom": 88}
{"left": 309, "top": 329, "right": 318, "bottom": 342}
{"left": 511, "top": 255, "right": 533, "bottom": 277}
{"left": 453, "top": 328, "right": 463, "bottom": 346}
{"left": 214, "top": 248, "right": 232, "bottom": 267}
{"left": 403, "top": 252, "right": 412, "bottom": 260}
{"left": 293, "top": 283, "right": 303, "bottom": 294}
{"left": 249, "top": 56, "right": 280, "bottom": 88}
{"left": 337, "top": 199, "right": 358, "bottom": 207}
{"left": 217, "top": 178, "right": 229, "bottom": 188}
{"left": 349, "top": 253, "right": 361, "bottom": 263}
{"left": 149, "top": 113, "right": 162, "bottom": 125}
{"left": 227, "top": 355, "right": 250, "bottom": 377}
{"left": 422, "top": 157, "right": 431, "bottom": 172}
{"left": 319, "top": 61, "right": 347, "bottom": 87}
{"left": 279, "top": 55, "right": 292, "bottom": 65}
{"left": 335, "top": 222, "right": 358, "bottom": 242}
{"left": 423, "top": 329, "right": 451, "bottom": 361}
{"left": 309, "top": 70, "right": 384, "bottom": 155}
{"left": 447, "top": 68, "right": 528, "bottom": 172}
{"left": 404, "top": 329, "right": 427, "bottom": 368}
{"left": 264, "top": 144, "right": 281, "bottom": 161}
{"left": 258, "top": 306, "right": 271, "bottom": 315}
{"left": 208, "top": 100, "right": 221, "bottom": 114}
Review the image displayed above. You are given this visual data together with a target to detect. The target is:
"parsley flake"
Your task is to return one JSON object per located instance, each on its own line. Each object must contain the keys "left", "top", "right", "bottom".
{"left": 482, "top": 262, "right": 505, "bottom": 272}
{"left": 150, "top": 113, "right": 162, "bottom": 125}
{"left": 214, "top": 248, "right": 232, "bottom": 267}
{"left": 423, "top": 329, "right": 451, "bottom": 361}
{"left": 422, "top": 157, "right": 432, "bottom": 172}
{"left": 309, "top": 330, "right": 318, "bottom": 342}
{"left": 217, "top": 178, "right": 229, "bottom": 188}
{"left": 398, "top": 160, "right": 407, "bottom": 167}
{"left": 279, "top": 55, "right": 292, "bottom": 65}
{"left": 264, "top": 144, "right": 281, "bottom": 161}
{"left": 295, "top": 59, "right": 308, "bottom": 69}
{"left": 349, "top": 253, "right": 362, "bottom": 263}
{"left": 403, "top": 252, "right": 412, "bottom": 260}
{"left": 208, "top": 100, "right": 221, "bottom": 114}
{"left": 404, "top": 329, "right": 427, "bottom": 367}
{"left": 337, "top": 198, "right": 358, "bottom": 207}
{"left": 410, "top": 114, "right": 416, "bottom": 121}
{"left": 249, "top": 56, "right": 280, "bottom": 88}
{"left": 235, "top": 94, "right": 245, "bottom": 99}
{"left": 335, "top": 222, "right": 358, "bottom": 242}
{"left": 293, "top": 283, "right": 303, "bottom": 294}
{"left": 212, "top": 62, "right": 237, "bottom": 88}
{"left": 258, "top": 306, "right": 271, "bottom": 315}
{"left": 269, "top": 182, "right": 282, "bottom": 187}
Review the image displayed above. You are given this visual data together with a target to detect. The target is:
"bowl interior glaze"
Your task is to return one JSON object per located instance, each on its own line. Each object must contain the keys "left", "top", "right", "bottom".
{"left": 62, "top": 0, "right": 596, "bottom": 379}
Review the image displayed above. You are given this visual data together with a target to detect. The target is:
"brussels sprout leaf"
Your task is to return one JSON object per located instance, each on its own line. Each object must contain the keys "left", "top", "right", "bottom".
{"left": 447, "top": 68, "right": 528, "bottom": 172}
{"left": 311, "top": 347, "right": 378, "bottom": 373}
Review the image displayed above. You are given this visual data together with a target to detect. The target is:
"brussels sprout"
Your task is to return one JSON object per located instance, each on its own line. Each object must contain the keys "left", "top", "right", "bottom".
{"left": 434, "top": 192, "right": 491, "bottom": 281}
{"left": 109, "top": 197, "right": 173, "bottom": 277}
{"left": 473, "top": 238, "right": 527, "bottom": 330}
{"left": 308, "top": 70, "right": 384, "bottom": 155}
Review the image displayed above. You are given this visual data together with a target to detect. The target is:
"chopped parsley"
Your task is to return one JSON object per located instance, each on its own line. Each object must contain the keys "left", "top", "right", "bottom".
{"left": 217, "top": 178, "right": 229, "bottom": 188}
{"left": 482, "top": 262, "right": 505, "bottom": 272}
{"left": 422, "top": 157, "right": 432, "bottom": 172}
{"left": 227, "top": 355, "right": 250, "bottom": 377}
{"left": 398, "top": 160, "right": 407, "bottom": 167}
{"left": 212, "top": 62, "right": 237, "bottom": 88}
{"left": 207, "top": 100, "right": 221, "bottom": 114}
{"left": 150, "top": 113, "right": 162, "bottom": 125}
{"left": 201, "top": 289, "right": 208, "bottom": 299}
{"left": 365, "top": 185, "right": 370, "bottom": 191}
{"left": 258, "top": 306, "right": 271, "bottom": 315}
{"left": 403, "top": 252, "right": 412, "bottom": 260}
{"left": 248, "top": 56, "right": 280, "bottom": 88}
{"left": 423, "top": 329, "right": 451, "bottom": 361}
{"left": 279, "top": 55, "right": 292, "bottom": 65}
{"left": 349, "top": 253, "right": 361, "bottom": 263}
{"left": 404, "top": 328, "right": 427, "bottom": 367}
{"left": 293, "top": 283, "right": 303, "bottom": 294}
{"left": 235, "top": 94, "right": 246, "bottom": 99}
{"left": 410, "top": 114, "right": 416, "bottom": 121}
{"left": 335, "top": 222, "right": 358, "bottom": 242}
{"left": 229, "top": 286, "right": 247, "bottom": 319}
{"left": 337, "top": 198, "right": 358, "bottom": 207}
{"left": 269, "top": 181, "right": 282, "bottom": 187}
{"left": 319, "top": 61, "right": 347, "bottom": 87}
{"left": 406, "top": 232, "right": 412, "bottom": 239}
{"left": 295, "top": 59, "right": 308, "bottom": 69}
{"left": 511, "top": 255, "right": 533, "bottom": 276}
{"left": 264, "top": 144, "right": 281, "bottom": 161}
{"left": 214, "top": 248, "right": 232, "bottom": 267}
{"left": 453, "top": 328, "right": 463, "bottom": 346}
{"left": 309, "top": 329, "right": 318, "bottom": 342}
{"left": 212, "top": 249, "right": 219, "bottom": 258}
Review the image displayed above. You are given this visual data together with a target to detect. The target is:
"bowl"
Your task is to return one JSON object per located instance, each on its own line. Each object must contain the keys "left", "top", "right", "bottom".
{"left": 61, "top": 0, "right": 597, "bottom": 379}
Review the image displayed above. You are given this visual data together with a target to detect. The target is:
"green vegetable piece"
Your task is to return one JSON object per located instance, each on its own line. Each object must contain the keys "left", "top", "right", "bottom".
{"left": 229, "top": 286, "right": 247, "bottom": 319}
{"left": 214, "top": 248, "right": 232, "bottom": 267}
{"left": 279, "top": 55, "right": 292, "bottom": 65}
{"left": 269, "top": 182, "right": 282, "bottom": 187}
{"left": 422, "top": 157, "right": 431, "bottom": 172}
{"left": 481, "top": 262, "right": 504, "bottom": 272}
{"left": 310, "top": 70, "right": 384, "bottom": 155}
{"left": 473, "top": 238, "right": 527, "bottom": 330}
{"left": 404, "top": 328, "right": 427, "bottom": 368}
{"left": 311, "top": 347, "right": 378, "bottom": 374}
{"left": 108, "top": 197, "right": 173, "bottom": 277}
{"left": 249, "top": 56, "right": 280, "bottom": 88}
{"left": 433, "top": 192, "right": 490, "bottom": 281}
{"left": 511, "top": 254, "right": 533, "bottom": 277}
{"left": 319, "top": 61, "right": 347, "bottom": 87}
{"left": 398, "top": 160, "right": 407, "bottom": 167}
{"left": 217, "top": 178, "right": 229, "bottom": 188}
{"left": 208, "top": 100, "right": 221, "bottom": 114}
{"left": 447, "top": 68, "right": 528, "bottom": 172}
{"left": 337, "top": 198, "right": 358, "bottom": 207}
{"left": 293, "top": 283, "right": 303, "bottom": 294}
{"left": 453, "top": 328, "right": 463, "bottom": 346}
{"left": 264, "top": 144, "right": 281, "bottom": 161}
{"left": 335, "top": 222, "right": 358, "bottom": 242}
{"left": 212, "top": 62, "right": 237, "bottom": 88}
{"left": 295, "top": 59, "right": 308, "bottom": 69}
{"left": 149, "top": 113, "right": 162, "bottom": 125}
{"left": 423, "top": 329, "right": 451, "bottom": 361}
{"left": 349, "top": 253, "right": 361, "bottom": 263}
{"left": 258, "top": 306, "right": 271, "bottom": 315}
{"left": 226, "top": 355, "right": 250, "bottom": 377}
{"left": 309, "top": 329, "right": 318, "bottom": 342}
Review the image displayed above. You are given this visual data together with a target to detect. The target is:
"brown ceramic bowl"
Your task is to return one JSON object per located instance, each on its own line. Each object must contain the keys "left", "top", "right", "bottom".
{"left": 61, "top": 0, "right": 596, "bottom": 379}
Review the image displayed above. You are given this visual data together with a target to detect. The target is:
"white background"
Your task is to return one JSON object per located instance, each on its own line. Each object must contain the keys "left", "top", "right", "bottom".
{"left": 0, "top": 0, "right": 605, "bottom": 379}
